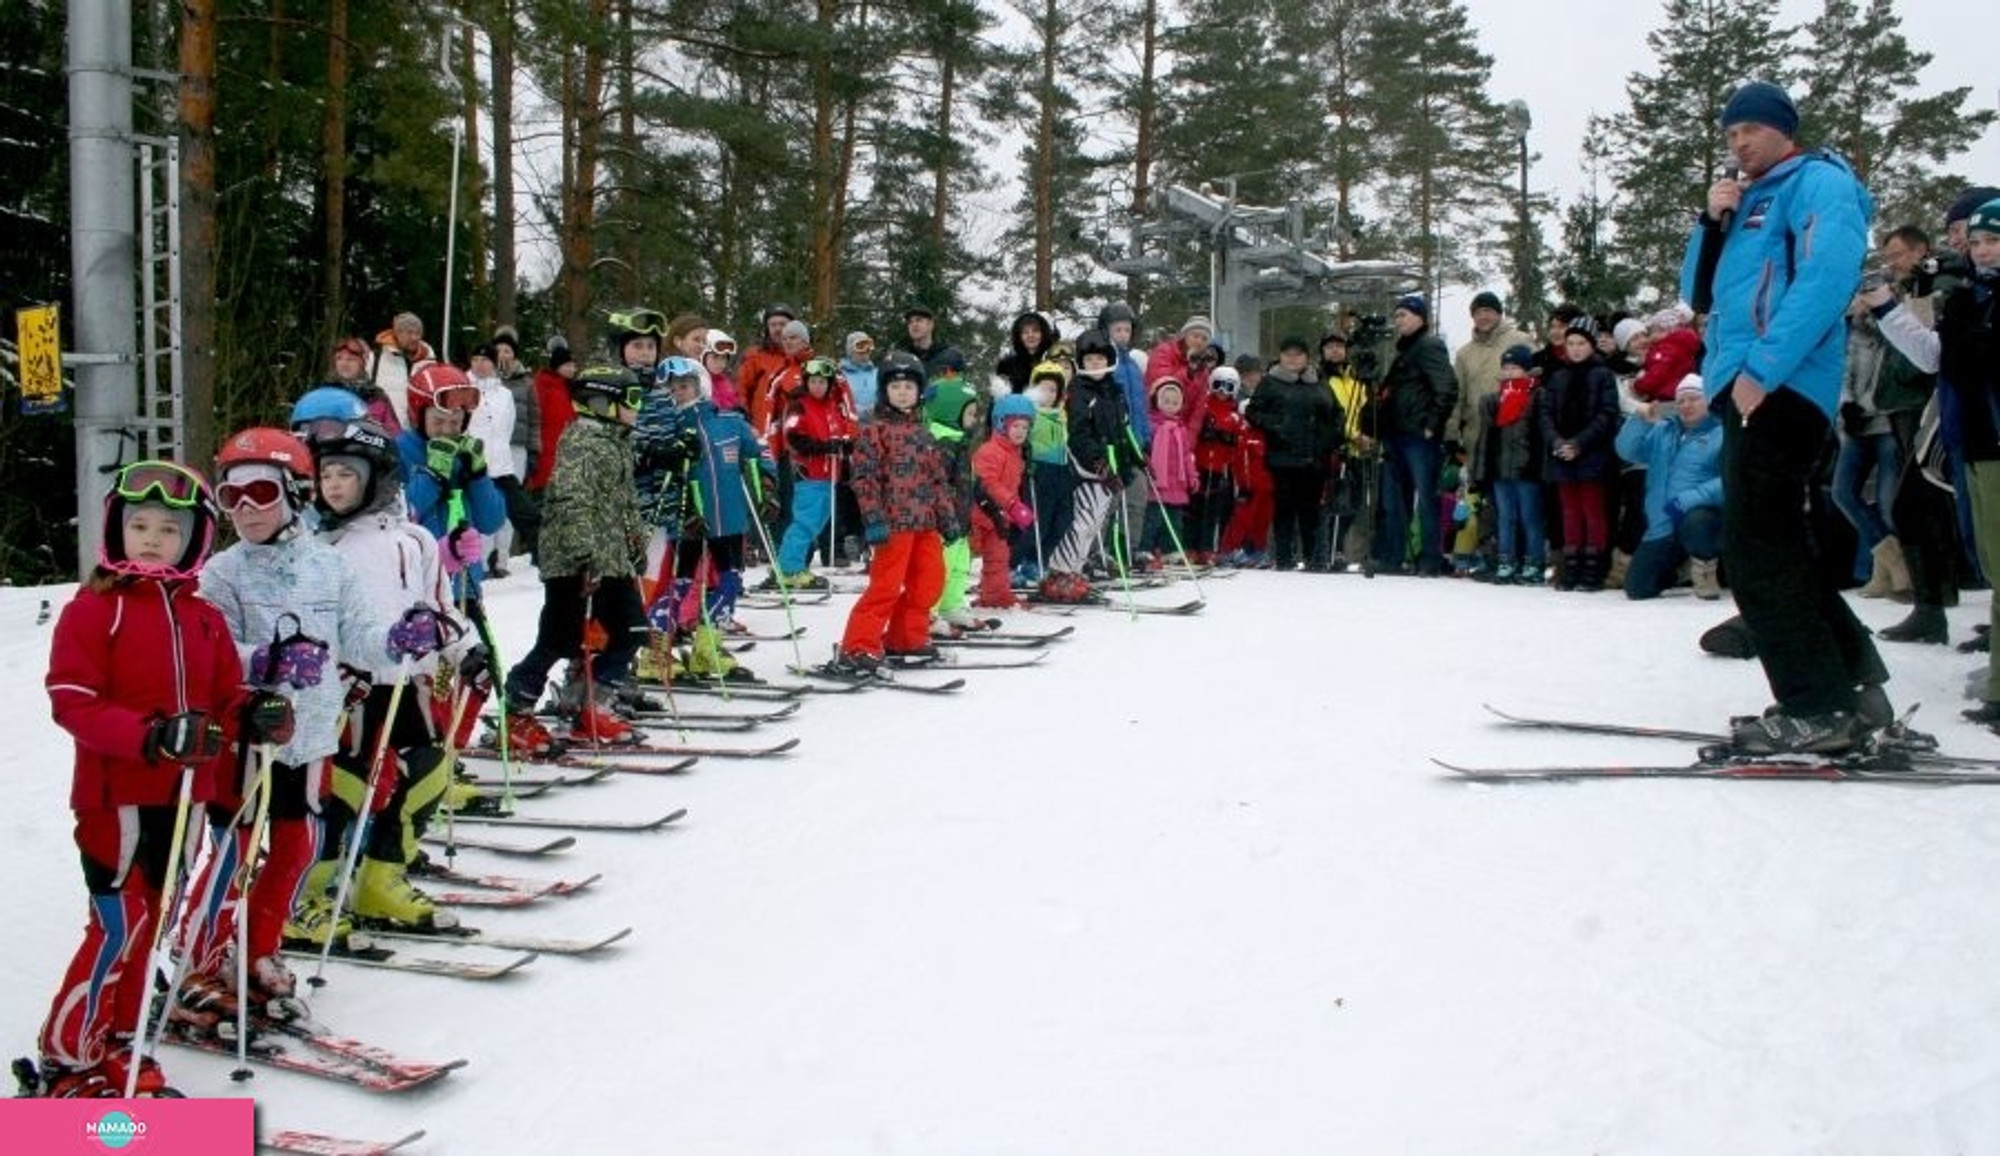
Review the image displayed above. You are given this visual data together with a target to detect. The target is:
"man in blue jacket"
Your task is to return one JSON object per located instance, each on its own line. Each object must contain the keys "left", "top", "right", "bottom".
{"left": 1682, "top": 80, "right": 1884, "bottom": 753}
{"left": 1615, "top": 374, "right": 1724, "bottom": 601}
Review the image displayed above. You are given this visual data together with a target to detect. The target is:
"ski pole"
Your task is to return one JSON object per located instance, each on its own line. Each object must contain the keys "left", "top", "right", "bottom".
{"left": 825, "top": 450, "right": 840, "bottom": 573}
{"left": 231, "top": 740, "right": 276, "bottom": 1081}
{"left": 741, "top": 467, "right": 805, "bottom": 671}
{"left": 645, "top": 541, "right": 688, "bottom": 741}
{"left": 1104, "top": 446, "right": 1138, "bottom": 618}
{"left": 1130, "top": 454, "right": 1205, "bottom": 598}
{"left": 127, "top": 762, "right": 198, "bottom": 1099}
{"left": 311, "top": 655, "right": 414, "bottom": 989}
{"left": 1029, "top": 468, "right": 1044, "bottom": 575}
{"left": 143, "top": 740, "right": 277, "bottom": 1071}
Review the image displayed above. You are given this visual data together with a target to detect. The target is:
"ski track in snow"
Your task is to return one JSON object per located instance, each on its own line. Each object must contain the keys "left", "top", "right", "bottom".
{"left": 9, "top": 569, "right": 2000, "bottom": 1152}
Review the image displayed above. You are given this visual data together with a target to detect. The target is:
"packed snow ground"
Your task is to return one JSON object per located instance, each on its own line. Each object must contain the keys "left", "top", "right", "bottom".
{"left": 7, "top": 567, "right": 2000, "bottom": 1154}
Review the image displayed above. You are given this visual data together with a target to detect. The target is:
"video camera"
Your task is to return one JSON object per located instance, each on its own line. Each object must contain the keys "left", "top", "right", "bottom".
{"left": 1347, "top": 314, "right": 1394, "bottom": 385}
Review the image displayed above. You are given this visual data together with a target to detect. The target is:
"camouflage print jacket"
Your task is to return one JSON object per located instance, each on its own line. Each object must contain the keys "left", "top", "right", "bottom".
{"left": 536, "top": 414, "right": 644, "bottom": 580}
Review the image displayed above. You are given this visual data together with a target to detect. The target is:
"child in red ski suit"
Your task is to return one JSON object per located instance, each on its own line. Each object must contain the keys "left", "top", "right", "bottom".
{"left": 39, "top": 462, "right": 290, "bottom": 1098}
{"left": 1219, "top": 411, "right": 1276, "bottom": 560}
{"left": 972, "top": 393, "right": 1039, "bottom": 608}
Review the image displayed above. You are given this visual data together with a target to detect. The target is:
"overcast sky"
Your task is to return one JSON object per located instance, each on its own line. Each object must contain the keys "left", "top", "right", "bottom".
{"left": 1434, "top": 0, "right": 1999, "bottom": 342}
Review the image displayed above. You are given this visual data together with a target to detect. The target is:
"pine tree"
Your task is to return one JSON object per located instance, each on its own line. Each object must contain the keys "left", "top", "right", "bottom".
{"left": 1355, "top": 0, "right": 1510, "bottom": 306}
{"left": 1794, "top": 0, "right": 1996, "bottom": 232}
{"left": 1553, "top": 124, "right": 1642, "bottom": 313}
{"left": 993, "top": 0, "right": 1110, "bottom": 312}
{"left": 1606, "top": 0, "right": 1790, "bottom": 298}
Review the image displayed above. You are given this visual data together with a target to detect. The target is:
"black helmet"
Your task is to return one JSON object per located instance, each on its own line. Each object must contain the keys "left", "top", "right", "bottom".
{"left": 1098, "top": 301, "right": 1137, "bottom": 328}
{"left": 761, "top": 302, "right": 799, "bottom": 326}
{"left": 571, "top": 364, "right": 646, "bottom": 415}
{"left": 879, "top": 351, "right": 927, "bottom": 389}
{"left": 310, "top": 419, "right": 401, "bottom": 521}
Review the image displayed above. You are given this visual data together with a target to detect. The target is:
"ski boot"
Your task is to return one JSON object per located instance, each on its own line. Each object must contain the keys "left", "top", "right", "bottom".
{"left": 498, "top": 705, "right": 560, "bottom": 758}
{"left": 887, "top": 643, "right": 944, "bottom": 668}
{"left": 282, "top": 861, "right": 359, "bottom": 949}
{"left": 169, "top": 971, "right": 240, "bottom": 1036}
{"left": 353, "top": 857, "right": 458, "bottom": 931}
{"left": 679, "top": 623, "right": 743, "bottom": 681}
{"left": 566, "top": 687, "right": 638, "bottom": 747}
{"left": 824, "top": 648, "right": 886, "bottom": 680}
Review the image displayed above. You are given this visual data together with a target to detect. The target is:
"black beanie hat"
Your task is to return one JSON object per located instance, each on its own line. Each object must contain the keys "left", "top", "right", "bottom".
{"left": 1470, "top": 291, "right": 1504, "bottom": 315}
{"left": 1946, "top": 186, "right": 2000, "bottom": 228}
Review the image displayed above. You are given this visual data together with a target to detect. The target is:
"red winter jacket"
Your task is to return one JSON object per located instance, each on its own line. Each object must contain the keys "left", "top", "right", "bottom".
{"left": 778, "top": 383, "right": 859, "bottom": 482}
{"left": 529, "top": 367, "right": 576, "bottom": 491}
{"left": 738, "top": 345, "right": 800, "bottom": 440}
{"left": 1632, "top": 328, "right": 1702, "bottom": 403}
{"left": 971, "top": 435, "right": 1027, "bottom": 531}
{"left": 1146, "top": 337, "right": 1215, "bottom": 439}
{"left": 1195, "top": 395, "right": 1243, "bottom": 474}
{"left": 1236, "top": 425, "right": 1274, "bottom": 494}
{"left": 46, "top": 577, "right": 245, "bottom": 812}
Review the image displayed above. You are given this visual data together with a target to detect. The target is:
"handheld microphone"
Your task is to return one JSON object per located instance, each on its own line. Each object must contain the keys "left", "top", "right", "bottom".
{"left": 1718, "top": 164, "right": 1743, "bottom": 230}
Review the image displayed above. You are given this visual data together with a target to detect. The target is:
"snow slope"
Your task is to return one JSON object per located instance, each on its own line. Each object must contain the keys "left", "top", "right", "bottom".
{"left": 7, "top": 569, "right": 2000, "bottom": 1154}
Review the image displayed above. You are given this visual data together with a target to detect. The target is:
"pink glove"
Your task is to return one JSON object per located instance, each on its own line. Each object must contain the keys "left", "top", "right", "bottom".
{"left": 1005, "top": 501, "right": 1035, "bottom": 530}
{"left": 444, "top": 526, "right": 485, "bottom": 574}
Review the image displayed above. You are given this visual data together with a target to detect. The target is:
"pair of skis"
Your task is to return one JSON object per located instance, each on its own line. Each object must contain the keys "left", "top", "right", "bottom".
{"left": 162, "top": 1013, "right": 467, "bottom": 1093}
{"left": 1440, "top": 705, "right": 2000, "bottom": 784}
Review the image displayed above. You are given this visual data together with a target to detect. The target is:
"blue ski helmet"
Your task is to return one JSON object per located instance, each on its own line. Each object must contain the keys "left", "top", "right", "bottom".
{"left": 992, "top": 393, "right": 1037, "bottom": 427}
{"left": 290, "top": 385, "right": 369, "bottom": 440}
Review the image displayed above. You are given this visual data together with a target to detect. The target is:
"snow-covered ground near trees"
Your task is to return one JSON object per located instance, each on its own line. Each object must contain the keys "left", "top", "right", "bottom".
{"left": 7, "top": 565, "right": 2000, "bottom": 1154}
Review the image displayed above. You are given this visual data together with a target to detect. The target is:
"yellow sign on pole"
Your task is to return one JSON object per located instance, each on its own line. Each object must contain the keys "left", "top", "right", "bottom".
{"left": 16, "top": 303, "right": 63, "bottom": 413}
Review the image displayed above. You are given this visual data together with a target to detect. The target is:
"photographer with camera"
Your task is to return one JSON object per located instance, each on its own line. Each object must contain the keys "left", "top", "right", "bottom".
{"left": 1867, "top": 193, "right": 2000, "bottom": 730}
{"left": 1371, "top": 295, "right": 1458, "bottom": 577}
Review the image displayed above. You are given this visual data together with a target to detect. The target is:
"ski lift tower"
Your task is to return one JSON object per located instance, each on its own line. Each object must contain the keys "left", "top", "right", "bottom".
{"left": 1100, "top": 182, "right": 1420, "bottom": 354}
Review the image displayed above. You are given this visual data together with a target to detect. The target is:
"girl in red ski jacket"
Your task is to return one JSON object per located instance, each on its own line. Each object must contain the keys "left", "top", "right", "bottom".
{"left": 38, "top": 462, "right": 289, "bottom": 1098}
{"left": 971, "top": 394, "right": 1039, "bottom": 608}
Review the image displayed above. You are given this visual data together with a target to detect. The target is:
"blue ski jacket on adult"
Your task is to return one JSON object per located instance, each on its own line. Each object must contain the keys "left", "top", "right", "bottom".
{"left": 1679, "top": 148, "right": 1872, "bottom": 422}
{"left": 1614, "top": 410, "right": 1724, "bottom": 544}
{"left": 397, "top": 429, "right": 508, "bottom": 597}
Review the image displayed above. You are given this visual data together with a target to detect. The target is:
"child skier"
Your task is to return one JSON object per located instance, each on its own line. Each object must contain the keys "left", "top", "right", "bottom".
{"left": 767, "top": 356, "right": 858, "bottom": 590}
{"left": 972, "top": 393, "right": 1039, "bottom": 608}
{"left": 310, "top": 419, "right": 466, "bottom": 931}
{"left": 37, "top": 461, "right": 290, "bottom": 1098}
{"left": 1022, "top": 360, "right": 1073, "bottom": 585}
{"left": 502, "top": 366, "right": 650, "bottom": 747}
{"left": 399, "top": 362, "right": 507, "bottom": 745}
{"left": 1189, "top": 365, "right": 1244, "bottom": 563}
{"left": 1139, "top": 377, "right": 1197, "bottom": 567}
{"left": 831, "top": 353, "right": 961, "bottom": 672}
{"left": 172, "top": 428, "right": 397, "bottom": 1029}
{"left": 924, "top": 357, "right": 990, "bottom": 633}
{"left": 1039, "top": 329, "right": 1136, "bottom": 602}
{"left": 648, "top": 364, "right": 779, "bottom": 681}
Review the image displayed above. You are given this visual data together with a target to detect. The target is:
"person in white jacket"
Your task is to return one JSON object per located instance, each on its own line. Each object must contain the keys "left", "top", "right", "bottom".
{"left": 466, "top": 344, "right": 522, "bottom": 572}
{"left": 310, "top": 419, "right": 475, "bottom": 933}
{"left": 174, "top": 428, "right": 396, "bottom": 1023}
